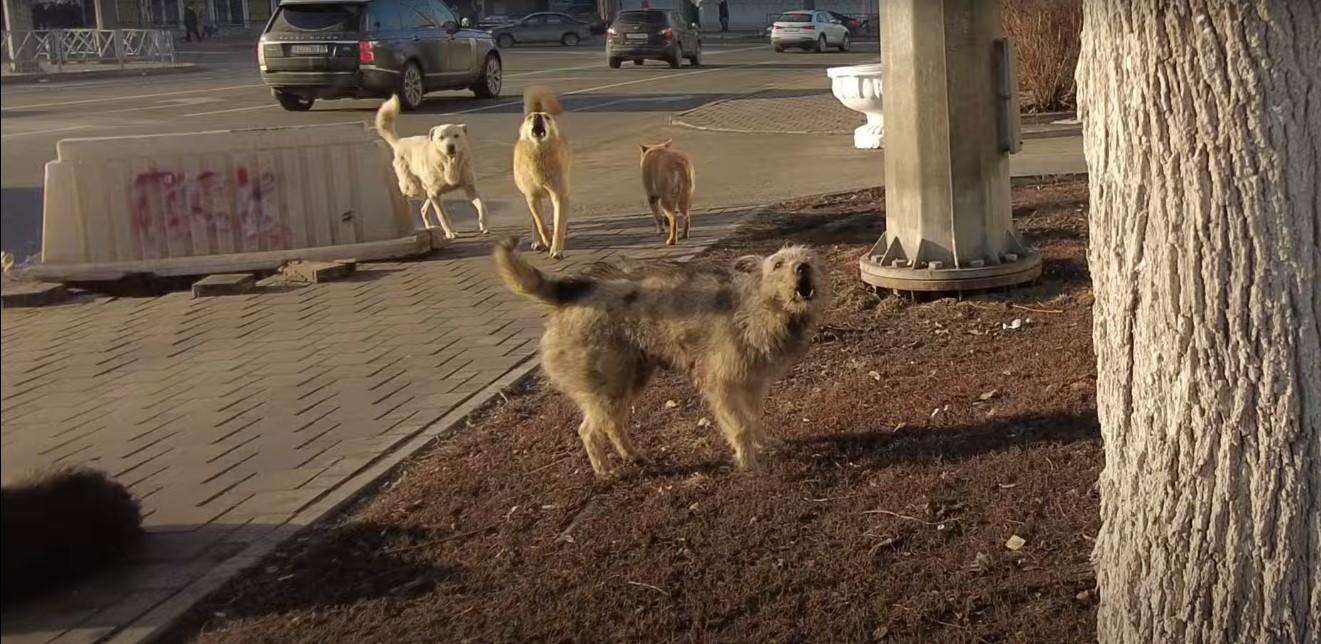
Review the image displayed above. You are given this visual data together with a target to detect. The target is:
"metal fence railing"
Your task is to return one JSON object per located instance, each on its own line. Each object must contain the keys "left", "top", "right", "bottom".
{"left": 3, "top": 29, "right": 175, "bottom": 72}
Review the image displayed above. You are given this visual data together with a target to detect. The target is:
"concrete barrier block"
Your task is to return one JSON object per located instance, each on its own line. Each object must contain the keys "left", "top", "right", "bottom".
{"left": 37, "top": 123, "right": 419, "bottom": 280}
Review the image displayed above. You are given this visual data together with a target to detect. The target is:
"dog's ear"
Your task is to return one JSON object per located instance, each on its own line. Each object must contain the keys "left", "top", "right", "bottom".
{"left": 457, "top": 124, "right": 468, "bottom": 134}
{"left": 659, "top": 138, "right": 673, "bottom": 148}
{"left": 732, "top": 255, "right": 762, "bottom": 273}
{"left": 428, "top": 126, "right": 444, "bottom": 142}
{"left": 638, "top": 144, "right": 650, "bottom": 154}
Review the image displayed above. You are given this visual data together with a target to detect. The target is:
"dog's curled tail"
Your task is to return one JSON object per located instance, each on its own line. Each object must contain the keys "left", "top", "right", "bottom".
{"left": 523, "top": 86, "right": 563, "bottom": 116}
{"left": 1, "top": 467, "right": 143, "bottom": 605}
{"left": 493, "top": 237, "right": 592, "bottom": 306}
{"left": 374, "top": 95, "right": 401, "bottom": 147}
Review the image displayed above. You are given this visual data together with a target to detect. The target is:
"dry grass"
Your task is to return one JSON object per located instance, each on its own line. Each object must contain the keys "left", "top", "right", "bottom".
{"left": 1003, "top": 0, "right": 1083, "bottom": 112}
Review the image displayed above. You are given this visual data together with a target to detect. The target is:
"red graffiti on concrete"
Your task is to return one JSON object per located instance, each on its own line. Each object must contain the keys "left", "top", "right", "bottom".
{"left": 130, "top": 167, "right": 288, "bottom": 248}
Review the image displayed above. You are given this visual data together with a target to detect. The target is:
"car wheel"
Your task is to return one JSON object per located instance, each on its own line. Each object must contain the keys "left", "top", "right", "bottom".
{"left": 633, "top": 58, "right": 644, "bottom": 65}
{"left": 561, "top": 32, "right": 580, "bottom": 46}
{"left": 838, "top": 32, "right": 850, "bottom": 52}
{"left": 471, "top": 53, "right": 502, "bottom": 98}
{"left": 608, "top": 56, "right": 622, "bottom": 68}
{"left": 773, "top": 44, "right": 784, "bottom": 53}
{"left": 688, "top": 42, "right": 702, "bottom": 66}
{"left": 274, "top": 90, "right": 314, "bottom": 111}
{"left": 816, "top": 35, "right": 827, "bottom": 52}
{"left": 496, "top": 33, "right": 514, "bottom": 48}
{"left": 398, "top": 61, "right": 425, "bottom": 110}
{"left": 668, "top": 47, "right": 681, "bottom": 68}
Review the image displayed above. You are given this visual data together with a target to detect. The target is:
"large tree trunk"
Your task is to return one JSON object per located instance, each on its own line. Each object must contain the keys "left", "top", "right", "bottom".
{"left": 1078, "top": 1, "right": 1320, "bottom": 642}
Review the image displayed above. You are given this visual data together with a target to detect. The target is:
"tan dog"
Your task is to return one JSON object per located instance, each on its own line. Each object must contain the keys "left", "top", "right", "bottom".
{"left": 513, "top": 87, "right": 571, "bottom": 259}
{"left": 639, "top": 140, "right": 695, "bottom": 245}
{"left": 494, "top": 238, "right": 830, "bottom": 477}
{"left": 375, "top": 95, "right": 488, "bottom": 239}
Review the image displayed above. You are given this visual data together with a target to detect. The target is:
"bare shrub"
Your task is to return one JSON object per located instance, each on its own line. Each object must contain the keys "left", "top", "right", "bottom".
{"left": 1003, "top": 0, "right": 1083, "bottom": 112}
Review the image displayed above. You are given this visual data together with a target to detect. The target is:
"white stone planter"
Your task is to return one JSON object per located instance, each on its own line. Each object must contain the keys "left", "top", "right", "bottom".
{"left": 827, "top": 63, "right": 884, "bottom": 149}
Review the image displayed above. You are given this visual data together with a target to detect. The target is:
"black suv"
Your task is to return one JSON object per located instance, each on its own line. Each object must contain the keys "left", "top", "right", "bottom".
{"left": 259, "top": 0, "right": 502, "bottom": 111}
{"left": 606, "top": 9, "right": 701, "bottom": 68}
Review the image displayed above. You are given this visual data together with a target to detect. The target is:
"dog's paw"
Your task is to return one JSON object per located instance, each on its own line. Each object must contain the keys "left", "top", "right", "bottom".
{"left": 550, "top": 251, "right": 564, "bottom": 260}
{"left": 479, "top": 228, "right": 490, "bottom": 236}
{"left": 530, "top": 241, "right": 547, "bottom": 251}
{"left": 445, "top": 231, "right": 458, "bottom": 240}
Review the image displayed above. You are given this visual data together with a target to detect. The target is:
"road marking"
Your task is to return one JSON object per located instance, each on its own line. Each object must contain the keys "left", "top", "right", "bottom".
{"left": 182, "top": 103, "right": 279, "bottom": 117}
{"left": 0, "top": 124, "right": 92, "bottom": 140}
{"left": 0, "top": 82, "right": 266, "bottom": 112}
{"left": 504, "top": 44, "right": 764, "bottom": 78}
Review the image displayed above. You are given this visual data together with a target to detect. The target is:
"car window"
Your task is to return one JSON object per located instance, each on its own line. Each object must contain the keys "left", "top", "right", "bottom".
{"left": 269, "top": 3, "right": 363, "bottom": 32}
{"left": 428, "top": 0, "right": 457, "bottom": 26}
{"left": 399, "top": 0, "right": 436, "bottom": 28}
{"left": 775, "top": 12, "right": 811, "bottom": 23}
{"left": 366, "top": 0, "right": 402, "bottom": 31}
{"left": 614, "top": 10, "right": 667, "bottom": 27}
{"left": 544, "top": 14, "right": 565, "bottom": 24}
{"left": 523, "top": 14, "right": 546, "bottom": 25}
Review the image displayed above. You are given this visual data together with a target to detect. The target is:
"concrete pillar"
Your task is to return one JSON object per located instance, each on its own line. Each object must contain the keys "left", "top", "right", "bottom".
{"left": 3, "top": 0, "right": 41, "bottom": 72}
{"left": 859, "top": 0, "right": 1039, "bottom": 292}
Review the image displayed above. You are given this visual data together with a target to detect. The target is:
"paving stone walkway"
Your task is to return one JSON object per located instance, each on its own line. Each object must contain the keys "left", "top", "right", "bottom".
{"left": 0, "top": 207, "right": 754, "bottom": 644}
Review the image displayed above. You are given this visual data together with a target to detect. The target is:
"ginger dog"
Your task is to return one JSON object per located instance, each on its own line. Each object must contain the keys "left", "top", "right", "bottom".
{"left": 639, "top": 139, "right": 695, "bottom": 245}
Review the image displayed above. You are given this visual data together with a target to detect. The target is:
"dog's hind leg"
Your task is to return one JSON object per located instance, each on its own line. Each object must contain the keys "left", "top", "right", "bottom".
{"left": 647, "top": 196, "right": 665, "bottom": 235}
{"left": 418, "top": 200, "right": 436, "bottom": 229}
{"left": 602, "top": 402, "right": 643, "bottom": 464}
{"left": 524, "top": 194, "right": 552, "bottom": 251}
{"left": 548, "top": 190, "right": 569, "bottom": 259}
{"left": 660, "top": 201, "right": 679, "bottom": 246}
{"left": 679, "top": 192, "right": 693, "bottom": 240}
{"left": 575, "top": 407, "right": 614, "bottom": 477}
{"left": 465, "top": 186, "right": 489, "bottom": 235}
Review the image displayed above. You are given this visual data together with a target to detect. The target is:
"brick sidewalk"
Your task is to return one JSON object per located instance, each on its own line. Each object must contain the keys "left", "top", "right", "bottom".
{"left": 0, "top": 208, "right": 754, "bottom": 644}
{"left": 672, "top": 88, "right": 861, "bottom": 135}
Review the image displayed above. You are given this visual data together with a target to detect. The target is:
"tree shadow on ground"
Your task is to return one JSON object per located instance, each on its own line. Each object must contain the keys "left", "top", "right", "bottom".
{"left": 783, "top": 411, "right": 1098, "bottom": 474}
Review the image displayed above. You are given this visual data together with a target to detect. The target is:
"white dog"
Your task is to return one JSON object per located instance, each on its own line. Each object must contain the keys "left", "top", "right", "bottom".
{"left": 374, "top": 95, "right": 488, "bottom": 238}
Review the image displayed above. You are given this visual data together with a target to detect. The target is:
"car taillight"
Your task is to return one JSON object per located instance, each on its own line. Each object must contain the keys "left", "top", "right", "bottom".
{"left": 607, "top": 26, "right": 616, "bottom": 35}
{"left": 358, "top": 40, "right": 374, "bottom": 64}
{"left": 660, "top": 27, "right": 674, "bottom": 39}
{"left": 772, "top": 24, "right": 782, "bottom": 29}
{"left": 256, "top": 43, "right": 265, "bottom": 66}
{"left": 801, "top": 24, "right": 815, "bottom": 30}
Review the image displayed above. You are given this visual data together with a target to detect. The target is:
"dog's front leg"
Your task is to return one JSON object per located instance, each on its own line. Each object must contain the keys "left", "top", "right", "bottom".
{"left": 524, "top": 194, "right": 551, "bottom": 251}
{"left": 419, "top": 200, "right": 436, "bottom": 229}
{"left": 548, "top": 190, "right": 569, "bottom": 260}
{"left": 431, "top": 196, "right": 459, "bottom": 240}
{"left": 465, "top": 186, "right": 489, "bottom": 235}
{"left": 705, "top": 382, "right": 758, "bottom": 469}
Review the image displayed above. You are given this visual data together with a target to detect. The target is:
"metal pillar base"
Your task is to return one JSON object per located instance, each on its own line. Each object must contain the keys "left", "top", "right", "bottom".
{"left": 859, "top": 249, "right": 1041, "bottom": 292}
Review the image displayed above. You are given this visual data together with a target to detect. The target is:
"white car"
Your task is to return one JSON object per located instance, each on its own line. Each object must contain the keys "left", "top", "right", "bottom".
{"left": 770, "top": 10, "right": 850, "bottom": 53}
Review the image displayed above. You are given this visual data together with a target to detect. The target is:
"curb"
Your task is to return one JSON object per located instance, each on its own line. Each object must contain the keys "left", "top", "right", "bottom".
{"left": 0, "top": 63, "right": 202, "bottom": 85}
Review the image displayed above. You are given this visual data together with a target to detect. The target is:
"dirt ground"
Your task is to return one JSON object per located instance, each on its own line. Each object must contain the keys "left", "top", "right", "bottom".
{"left": 187, "top": 176, "right": 1101, "bottom": 644}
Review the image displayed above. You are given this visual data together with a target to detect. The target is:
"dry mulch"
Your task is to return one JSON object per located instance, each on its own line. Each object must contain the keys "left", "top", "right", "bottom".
{"left": 187, "top": 176, "right": 1100, "bottom": 644}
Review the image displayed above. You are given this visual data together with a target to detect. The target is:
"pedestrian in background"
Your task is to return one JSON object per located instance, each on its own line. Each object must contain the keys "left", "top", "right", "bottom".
{"left": 184, "top": 5, "right": 203, "bottom": 42}
{"left": 718, "top": 0, "right": 728, "bottom": 32}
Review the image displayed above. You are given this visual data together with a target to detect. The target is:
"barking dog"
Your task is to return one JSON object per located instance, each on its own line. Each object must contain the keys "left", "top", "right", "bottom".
{"left": 375, "top": 94, "right": 488, "bottom": 239}
{"left": 2, "top": 467, "right": 142, "bottom": 605}
{"left": 639, "top": 140, "right": 696, "bottom": 245}
{"left": 494, "top": 238, "right": 830, "bottom": 476}
{"left": 513, "top": 86, "right": 571, "bottom": 259}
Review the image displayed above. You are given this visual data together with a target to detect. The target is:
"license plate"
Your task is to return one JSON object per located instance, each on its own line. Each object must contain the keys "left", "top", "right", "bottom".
{"left": 290, "top": 44, "right": 328, "bottom": 55}
{"left": 625, "top": 33, "right": 648, "bottom": 40}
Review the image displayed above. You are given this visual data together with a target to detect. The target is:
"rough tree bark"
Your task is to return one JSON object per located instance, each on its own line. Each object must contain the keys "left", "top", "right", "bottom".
{"left": 1077, "top": 1, "right": 1320, "bottom": 642}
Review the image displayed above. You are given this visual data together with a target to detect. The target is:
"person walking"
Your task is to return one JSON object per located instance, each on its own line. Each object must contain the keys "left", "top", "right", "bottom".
{"left": 717, "top": 0, "right": 728, "bottom": 32}
{"left": 183, "top": 5, "right": 202, "bottom": 42}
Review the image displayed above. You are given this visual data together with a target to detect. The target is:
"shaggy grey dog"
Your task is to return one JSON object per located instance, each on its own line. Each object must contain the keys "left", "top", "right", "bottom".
{"left": 494, "top": 238, "right": 830, "bottom": 476}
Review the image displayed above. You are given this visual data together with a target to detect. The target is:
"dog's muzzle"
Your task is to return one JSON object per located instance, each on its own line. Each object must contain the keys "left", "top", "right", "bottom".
{"left": 794, "top": 264, "right": 816, "bottom": 300}
{"left": 530, "top": 114, "right": 547, "bottom": 139}
{"left": 445, "top": 144, "right": 457, "bottom": 155}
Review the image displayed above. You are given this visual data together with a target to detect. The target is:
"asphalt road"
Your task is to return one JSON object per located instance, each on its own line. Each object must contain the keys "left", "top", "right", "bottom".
{"left": 0, "top": 40, "right": 883, "bottom": 262}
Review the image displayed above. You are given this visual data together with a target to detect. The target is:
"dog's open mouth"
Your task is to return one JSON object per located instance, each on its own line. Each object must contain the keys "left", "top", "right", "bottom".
{"left": 794, "top": 269, "right": 815, "bottom": 301}
{"left": 530, "top": 114, "right": 547, "bottom": 139}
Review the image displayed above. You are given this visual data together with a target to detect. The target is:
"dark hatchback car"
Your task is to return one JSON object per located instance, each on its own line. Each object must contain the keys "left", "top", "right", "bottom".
{"left": 605, "top": 9, "right": 701, "bottom": 68}
{"left": 259, "top": 0, "right": 502, "bottom": 111}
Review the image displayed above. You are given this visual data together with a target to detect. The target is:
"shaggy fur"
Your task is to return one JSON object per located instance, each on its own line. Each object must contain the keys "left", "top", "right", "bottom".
{"left": 513, "top": 86, "right": 572, "bottom": 259}
{"left": 1, "top": 467, "right": 142, "bottom": 605}
{"left": 375, "top": 94, "right": 488, "bottom": 238}
{"left": 639, "top": 140, "right": 696, "bottom": 245}
{"left": 493, "top": 238, "right": 830, "bottom": 476}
